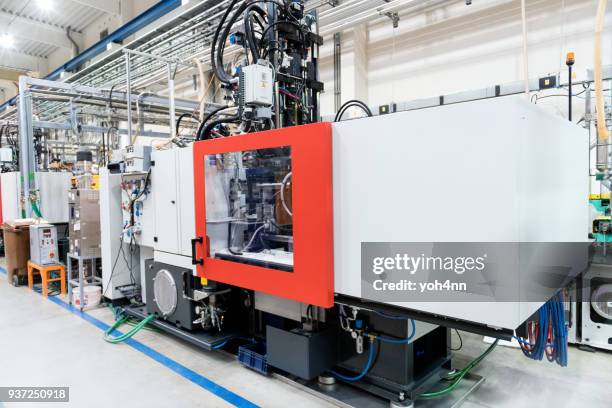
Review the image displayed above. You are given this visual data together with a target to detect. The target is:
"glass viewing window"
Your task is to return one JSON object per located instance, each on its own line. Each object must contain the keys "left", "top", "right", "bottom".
{"left": 204, "top": 146, "right": 294, "bottom": 272}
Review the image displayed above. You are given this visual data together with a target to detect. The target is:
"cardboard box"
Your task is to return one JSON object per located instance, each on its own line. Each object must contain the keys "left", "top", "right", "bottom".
{"left": 2, "top": 219, "right": 36, "bottom": 284}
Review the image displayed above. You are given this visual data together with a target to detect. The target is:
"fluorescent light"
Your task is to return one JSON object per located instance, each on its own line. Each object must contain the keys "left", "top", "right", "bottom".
{"left": 37, "top": 0, "right": 53, "bottom": 11}
{"left": 0, "top": 34, "right": 15, "bottom": 49}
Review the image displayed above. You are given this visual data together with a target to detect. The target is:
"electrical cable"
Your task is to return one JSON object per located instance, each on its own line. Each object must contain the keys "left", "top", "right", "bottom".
{"left": 451, "top": 329, "right": 463, "bottom": 351}
{"left": 417, "top": 339, "right": 499, "bottom": 399}
{"left": 419, "top": 339, "right": 499, "bottom": 399}
{"left": 175, "top": 112, "right": 201, "bottom": 137}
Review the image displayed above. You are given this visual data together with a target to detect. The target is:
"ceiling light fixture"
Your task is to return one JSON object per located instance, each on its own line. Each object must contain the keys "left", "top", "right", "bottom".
{"left": 0, "top": 33, "right": 15, "bottom": 49}
{"left": 37, "top": 0, "right": 53, "bottom": 11}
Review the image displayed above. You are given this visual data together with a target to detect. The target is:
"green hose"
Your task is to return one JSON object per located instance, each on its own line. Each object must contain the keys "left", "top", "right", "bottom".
{"left": 106, "top": 305, "right": 159, "bottom": 332}
{"left": 419, "top": 339, "right": 499, "bottom": 400}
{"left": 104, "top": 314, "right": 156, "bottom": 344}
{"left": 31, "top": 202, "right": 42, "bottom": 218}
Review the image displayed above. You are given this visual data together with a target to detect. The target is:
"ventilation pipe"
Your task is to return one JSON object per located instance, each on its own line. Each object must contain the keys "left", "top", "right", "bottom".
{"left": 595, "top": 0, "right": 609, "bottom": 171}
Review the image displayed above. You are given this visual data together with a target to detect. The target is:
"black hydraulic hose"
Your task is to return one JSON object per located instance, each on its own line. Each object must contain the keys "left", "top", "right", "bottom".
{"left": 200, "top": 116, "right": 241, "bottom": 140}
{"left": 217, "top": 1, "right": 251, "bottom": 82}
{"left": 214, "top": 0, "right": 286, "bottom": 83}
{"left": 211, "top": 0, "right": 240, "bottom": 84}
{"left": 337, "top": 100, "right": 372, "bottom": 118}
{"left": 334, "top": 100, "right": 373, "bottom": 122}
{"left": 176, "top": 112, "right": 201, "bottom": 136}
{"left": 244, "top": 4, "right": 267, "bottom": 61}
{"left": 196, "top": 106, "right": 232, "bottom": 140}
{"left": 108, "top": 84, "right": 117, "bottom": 111}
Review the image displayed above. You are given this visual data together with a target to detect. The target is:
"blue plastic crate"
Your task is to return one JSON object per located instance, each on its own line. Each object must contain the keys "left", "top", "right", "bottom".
{"left": 238, "top": 343, "right": 269, "bottom": 375}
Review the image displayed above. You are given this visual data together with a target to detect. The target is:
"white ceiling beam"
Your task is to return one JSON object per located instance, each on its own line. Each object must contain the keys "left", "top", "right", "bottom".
{"left": 0, "top": 13, "right": 80, "bottom": 50}
{"left": 0, "top": 9, "right": 71, "bottom": 34}
{"left": 68, "top": 0, "right": 118, "bottom": 15}
{"left": 0, "top": 49, "right": 45, "bottom": 72}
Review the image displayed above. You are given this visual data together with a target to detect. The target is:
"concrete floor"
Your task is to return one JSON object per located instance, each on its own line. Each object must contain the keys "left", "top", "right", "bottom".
{"left": 1, "top": 271, "right": 611, "bottom": 408}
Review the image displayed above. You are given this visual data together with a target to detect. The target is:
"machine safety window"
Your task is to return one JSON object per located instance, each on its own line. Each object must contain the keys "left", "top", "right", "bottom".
{"left": 204, "top": 146, "right": 294, "bottom": 272}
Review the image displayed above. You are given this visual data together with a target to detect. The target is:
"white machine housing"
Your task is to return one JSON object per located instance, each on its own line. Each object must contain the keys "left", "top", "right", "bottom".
{"left": 332, "top": 96, "right": 589, "bottom": 331}
{"left": 581, "top": 264, "right": 612, "bottom": 351}
{"left": 0, "top": 171, "right": 71, "bottom": 223}
{"left": 151, "top": 146, "right": 196, "bottom": 272}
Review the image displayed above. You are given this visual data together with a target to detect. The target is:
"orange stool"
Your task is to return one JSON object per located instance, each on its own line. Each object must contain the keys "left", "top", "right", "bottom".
{"left": 27, "top": 261, "right": 67, "bottom": 298}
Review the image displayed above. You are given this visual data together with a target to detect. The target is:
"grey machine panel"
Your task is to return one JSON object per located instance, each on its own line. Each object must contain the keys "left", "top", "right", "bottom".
{"left": 68, "top": 189, "right": 101, "bottom": 258}
{"left": 145, "top": 261, "right": 198, "bottom": 331}
{"left": 332, "top": 95, "right": 589, "bottom": 331}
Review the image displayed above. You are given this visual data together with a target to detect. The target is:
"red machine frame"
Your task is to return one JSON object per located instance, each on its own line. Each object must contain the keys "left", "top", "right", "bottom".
{"left": 193, "top": 122, "right": 334, "bottom": 308}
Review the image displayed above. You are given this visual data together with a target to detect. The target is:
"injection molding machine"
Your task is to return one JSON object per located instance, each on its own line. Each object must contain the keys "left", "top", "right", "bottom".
{"left": 182, "top": 95, "right": 588, "bottom": 401}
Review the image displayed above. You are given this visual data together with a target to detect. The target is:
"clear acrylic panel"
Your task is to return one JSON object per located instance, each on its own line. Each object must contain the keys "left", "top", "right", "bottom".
{"left": 204, "top": 146, "right": 294, "bottom": 272}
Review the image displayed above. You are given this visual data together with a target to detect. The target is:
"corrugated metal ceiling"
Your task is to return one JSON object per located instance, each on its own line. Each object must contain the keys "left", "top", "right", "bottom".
{"left": 0, "top": 0, "right": 111, "bottom": 58}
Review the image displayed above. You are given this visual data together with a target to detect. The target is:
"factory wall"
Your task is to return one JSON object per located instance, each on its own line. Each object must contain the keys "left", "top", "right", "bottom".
{"left": 318, "top": 0, "right": 612, "bottom": 120}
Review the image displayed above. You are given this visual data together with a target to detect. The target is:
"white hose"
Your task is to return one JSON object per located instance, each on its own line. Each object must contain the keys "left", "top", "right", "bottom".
{"left": 280, "top": 172, "right": 293, "bottom": 217}
{"left": 594, "top": 0, "right": 610, "bottom": 142}
{"left": 243, "top": 225, "right": 265, "bottom": 251}
{"left": 193, "top": 58, "right": 207, "bottom": 121}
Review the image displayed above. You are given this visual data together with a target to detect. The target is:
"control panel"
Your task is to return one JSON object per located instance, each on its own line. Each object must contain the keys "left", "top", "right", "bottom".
{"left": 29, "top": 224, "right": 59, "bottom": 266}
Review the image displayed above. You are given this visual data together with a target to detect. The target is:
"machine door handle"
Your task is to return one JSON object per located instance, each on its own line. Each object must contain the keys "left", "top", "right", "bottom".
{"left": 191, "top": 237, "right": 204, "bottom": 265}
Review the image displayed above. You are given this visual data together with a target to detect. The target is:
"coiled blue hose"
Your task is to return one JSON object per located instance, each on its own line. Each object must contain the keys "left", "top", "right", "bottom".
{"left": 518, "top": 292, "right": 567, "bottom": 367}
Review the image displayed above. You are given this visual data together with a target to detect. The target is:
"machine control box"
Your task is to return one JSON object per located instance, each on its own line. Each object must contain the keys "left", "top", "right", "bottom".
{"left": 29, "top": 224, "right": 59, "bottom": 266}
{"left": 241, "top": 63, "right": 274, "bottom": 106}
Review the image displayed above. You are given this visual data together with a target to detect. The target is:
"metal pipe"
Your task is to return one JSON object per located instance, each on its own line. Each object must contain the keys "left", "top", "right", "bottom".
{"left": 568, "top": 64, "right": 573, "bottom": 122}
{"left": 125, "top": 53, "right": 133, "bottom": 146}
{"left": 18, "top": 76, "right": 33, "bottom": 218}
{"left": 136, "top": 91, "right": 155, "bottom": 137}
{"left": 123, "top": 48, "right": 197, "bottom": 68}
{"left": 167, "top": 63, "right": 177, "bottom": 139}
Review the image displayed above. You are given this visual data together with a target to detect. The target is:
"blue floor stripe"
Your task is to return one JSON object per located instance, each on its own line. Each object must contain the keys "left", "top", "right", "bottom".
{"left": 0, "top": 266, "right": 259, "bottom": 408}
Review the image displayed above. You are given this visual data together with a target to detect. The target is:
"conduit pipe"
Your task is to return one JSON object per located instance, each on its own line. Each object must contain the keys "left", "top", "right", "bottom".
{"left": 595, "top": 0, "right": 609, "bottom": 143}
